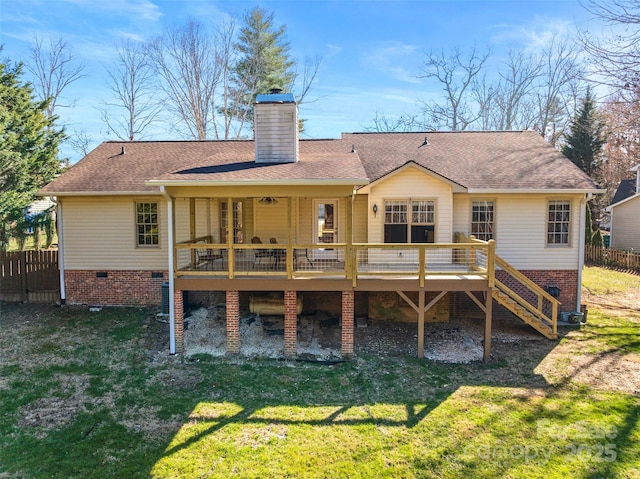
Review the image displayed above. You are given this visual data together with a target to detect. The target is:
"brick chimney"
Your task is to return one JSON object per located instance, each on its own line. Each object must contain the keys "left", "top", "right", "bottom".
{"left": 254, "top": 89, "right": 299, "bottom": 163}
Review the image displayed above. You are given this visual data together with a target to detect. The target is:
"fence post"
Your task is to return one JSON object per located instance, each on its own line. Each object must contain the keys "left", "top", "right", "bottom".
{"left": 21, "top": 251, "right": 28, "bottom": 302}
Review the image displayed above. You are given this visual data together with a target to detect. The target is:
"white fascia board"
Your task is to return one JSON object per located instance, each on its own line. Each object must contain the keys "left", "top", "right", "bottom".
{"left": 145, "top": 179, "right": 369, "bottom": 187}
{"left": 465, "top": 188, "right": 604, "bottom": 195}
{"left": 607, "top": 192, "right": 640, "bottom": 211}
{"left": 37, "top": 191, "right": 162, "bottom": 197}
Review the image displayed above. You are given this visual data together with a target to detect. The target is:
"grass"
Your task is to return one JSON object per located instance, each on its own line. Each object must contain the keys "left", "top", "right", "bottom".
{"left": 582, "top": 266, "right": 639, "bottom": 296}
{"left": 1, "top": 271, "right": 639, "bottom": 478}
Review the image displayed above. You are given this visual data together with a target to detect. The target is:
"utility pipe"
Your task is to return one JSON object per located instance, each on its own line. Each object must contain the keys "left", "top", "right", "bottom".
{"left": 160, "top": 186, "right": 176, "bottom": 355}
{"left": 53, "top": 197, "right": 66, "bottom": 304}
{"left": 576, "top": 193, "right": 593, "bottom": 312}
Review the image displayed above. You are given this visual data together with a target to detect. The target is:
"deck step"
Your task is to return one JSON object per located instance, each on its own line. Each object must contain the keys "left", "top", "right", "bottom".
{"left": 492, "top": 288, "right": 555, "bottom": 339}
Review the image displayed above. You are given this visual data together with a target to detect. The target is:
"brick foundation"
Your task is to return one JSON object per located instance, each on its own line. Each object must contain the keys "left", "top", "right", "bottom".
{"left": 64, "top": 270, "right": 167, "bottom": 306}
{"left": 341, "top": 290, "right": 355, "bottom": 358}
{"left": 284, "top": 291, "right": 297, "bottom": 358}
{"left": 174, "top": 289, "right": 184, "bottom": 354}
{"left": 226, "top": 291, "right": 240, "bottom": 354}
{"left": 496, "top": 269, "right": 578, "bottom": 313}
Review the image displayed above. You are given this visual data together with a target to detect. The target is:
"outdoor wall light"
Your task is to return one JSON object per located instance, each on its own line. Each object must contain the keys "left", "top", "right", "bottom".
{"left": 372, "top": 203, "right": 378, "bottom": 217}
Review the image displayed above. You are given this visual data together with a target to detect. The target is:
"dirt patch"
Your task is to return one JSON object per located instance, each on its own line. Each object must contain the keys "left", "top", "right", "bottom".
{"left": 535, "top": 282, "right": 640, "bottom": 397}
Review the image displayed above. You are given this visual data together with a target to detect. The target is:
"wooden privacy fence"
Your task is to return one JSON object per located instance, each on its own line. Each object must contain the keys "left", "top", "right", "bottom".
{"left": 585, "top": 245, "right": 640, "bottom": 272}
{"left": 0, "top": 250, "right": 60, "bottom": 302}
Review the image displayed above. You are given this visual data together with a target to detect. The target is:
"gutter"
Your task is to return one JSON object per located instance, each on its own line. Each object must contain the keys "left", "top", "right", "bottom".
{"left": 145, "top": 178, "right": 369, "bottom": 188}
{"left": 576, "top": 193, "right": 593, "bottom": 312}
{"left": 160, "top": 186, "right": 176, "bottom": 355}
{"left": 53, "top": 197, "right": 66, "bottom": 304}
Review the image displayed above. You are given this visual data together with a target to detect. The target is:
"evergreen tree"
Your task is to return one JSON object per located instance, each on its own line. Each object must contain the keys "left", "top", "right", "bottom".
{"left": 229, "top": 7, "right": 296, "bottom": 130}
{"left": 561, "top": 88, "right": 606, "bottom": 177}
{"left": 0, "top": 59, "right": 63, "bottom": 250}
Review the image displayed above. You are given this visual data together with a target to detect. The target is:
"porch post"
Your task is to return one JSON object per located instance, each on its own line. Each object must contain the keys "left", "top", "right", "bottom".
{"left": 284, "top": 290, "right": 297, "bottom": 358}
{"left": 189, "top": 198, "right": 196, "bottom": 265}
{"left": 341, "top": 290, "right": 355, "bottom": 359}
{"left": 417, "top": 290, "right": 425, "bottom": 359}
{"left": 483, "top": 289, "right": 492, "bottom": 362}
{"left": 174, "top": 289, "right": 184, "bottom": 354}
{"left": 226, "top": 290, "right": 240, "bottom": 354}
{"left": 226, "top": 197, "right": 235, "bottom": 279}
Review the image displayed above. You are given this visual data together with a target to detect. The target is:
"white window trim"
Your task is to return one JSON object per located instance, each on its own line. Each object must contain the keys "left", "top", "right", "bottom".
{"left": 470, "top": 199, "right": 496, "bottom": 242}
{"left": 546, "top": 198, "right": 572, "bottom": 247}
{"left": 382, "top": 198, "right": 437, "bottom": 243}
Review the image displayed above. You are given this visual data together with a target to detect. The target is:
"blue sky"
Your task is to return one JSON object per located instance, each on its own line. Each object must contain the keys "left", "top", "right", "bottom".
{"left": 1, "top": 0, "right": 604, "bottom": 161}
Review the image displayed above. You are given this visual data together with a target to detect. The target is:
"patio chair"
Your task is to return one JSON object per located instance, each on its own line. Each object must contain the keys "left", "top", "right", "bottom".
{"left": 251, "top": 236, "right": 272, "bottom": 266}
{"left": 270, "top": 238, "right": 286, "bottom": 268}
{"left": 196, "top": 247, "right": 224, "bottom": 269}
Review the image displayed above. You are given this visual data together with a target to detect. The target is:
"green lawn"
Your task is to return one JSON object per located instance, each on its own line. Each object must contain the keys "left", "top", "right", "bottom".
{"left": 1, "top": 268, "right": 639, "bottom": 478}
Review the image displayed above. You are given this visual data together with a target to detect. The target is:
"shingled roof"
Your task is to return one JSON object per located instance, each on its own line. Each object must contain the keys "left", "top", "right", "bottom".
{"left": 40, "top": 130, "right": 601, "bottom": 195}
{"left": 610, "top": 179, "right": 637, "bottom": 206}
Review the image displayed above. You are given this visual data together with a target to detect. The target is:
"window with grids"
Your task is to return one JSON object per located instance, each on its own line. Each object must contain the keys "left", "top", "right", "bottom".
{"left": 547, "top": 200, "right": 571, "bottom": 245}
{"left": 471, "top": 201, "right": 494, "bottom": 240}
{"left": 136, "top": 202, "right": 159, "bottom": 246}
{"left": 384, "top": 200, "right": 435, "bottom": 243}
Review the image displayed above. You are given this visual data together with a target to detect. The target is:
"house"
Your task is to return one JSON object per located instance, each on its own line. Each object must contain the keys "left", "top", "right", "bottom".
{"left": 39, "top": 91, "right": 602, "bottom": 362}
{"left": 607, "top": 164, "right": 640, "bottom": 251}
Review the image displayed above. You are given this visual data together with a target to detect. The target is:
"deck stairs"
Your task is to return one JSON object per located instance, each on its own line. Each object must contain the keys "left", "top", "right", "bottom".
{"left": 491, "top": 255, "right": 559, "bottom": 339}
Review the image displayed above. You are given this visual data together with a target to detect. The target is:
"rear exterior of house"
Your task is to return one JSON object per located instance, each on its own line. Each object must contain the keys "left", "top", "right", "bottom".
{"left": 608, "top": 165, "right": 640, "bottom": 251}
{"left": 40, "top": 92, "right": 602, "bottom": 361}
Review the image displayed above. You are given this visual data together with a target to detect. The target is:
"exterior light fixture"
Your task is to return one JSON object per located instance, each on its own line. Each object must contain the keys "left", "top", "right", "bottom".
{"left": 372, "top": 203, "right": 378, "bottom": 217}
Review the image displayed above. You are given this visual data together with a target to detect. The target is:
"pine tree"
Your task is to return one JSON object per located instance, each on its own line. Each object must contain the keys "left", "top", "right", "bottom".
{"left": 561, "top": 88, "right": 606, "bottom": 177}
{"left": 0, "top": 59, "right": 63, "bottom": 250}
{"left": 229, "top": 7, "right": 296, "bottom": 130}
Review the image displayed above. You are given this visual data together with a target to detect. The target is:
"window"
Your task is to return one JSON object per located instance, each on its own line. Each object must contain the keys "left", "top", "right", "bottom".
{"left": 547, "top": 200, "right": 571, "bottom": 245}
{"left": 384, "top": 200, "right": 435, "bottom": 243}
{"left": 136, "top": 202, "right": 159, "bottom": 246}
{"left": 221, "top": 201, "right": 243, "bottom": 243}
{"left": 471, "top": 201, "right": 494, "bottom": 240}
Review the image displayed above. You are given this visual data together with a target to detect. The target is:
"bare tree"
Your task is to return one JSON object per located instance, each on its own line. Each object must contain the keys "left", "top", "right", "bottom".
{"left": 25, "top": 36, "right": 85, "bottom": 118}
{"left": 598, "top": 90, "right": 640, "bottom": 206}
{"left": 417, "top": 46, "right": 491, "bottom": 130}
{"left": 532, "top": 35, "right": 584, "bottom": 146}
{"left": 364, "top": 110, "right": 424, "bottom": 132}
{"left": 67, "top": 129, "right": 92, "bottom": 160}
{"left": 492, "top": 50, "right": 542, "bottom": 130}
{"left": 101, "top": 40, "right": 161, "bottom": 141}
{"left": 580, "top": 0, "right": 640, "bottom": 92}
{"left": 149, "top": 20, "right": 222, "bottom": 140}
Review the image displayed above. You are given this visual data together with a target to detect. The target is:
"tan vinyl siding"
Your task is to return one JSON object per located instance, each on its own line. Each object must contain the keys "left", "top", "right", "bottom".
{"left": 368, "top": 167, "right": 453, "bottom": 243}
{"left": 610, "top": 195, "right": 640, "bottom": 250}
{"left": 297, "top": 198, "right": 313, "bottom": 244}
{"left": 253, "top": 199, "right": 289, "bottom": 243}
{"left": 353, "top": 194, "right": 368, "bottom": 243}
{"left": 490, "top": 194, "right": 581, "bottom": 269}
{"left": 62, "top": 196, "right": 167, "bottom": 270}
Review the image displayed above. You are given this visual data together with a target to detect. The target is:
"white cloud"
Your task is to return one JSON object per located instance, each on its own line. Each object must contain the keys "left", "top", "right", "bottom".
{"left": 363, "top": 41, "right": 422, "bottom": 84}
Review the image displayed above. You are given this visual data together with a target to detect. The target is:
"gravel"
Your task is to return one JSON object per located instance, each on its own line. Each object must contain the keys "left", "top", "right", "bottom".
{"left": 183, "top": 306, "right": 545, "bottom": 364}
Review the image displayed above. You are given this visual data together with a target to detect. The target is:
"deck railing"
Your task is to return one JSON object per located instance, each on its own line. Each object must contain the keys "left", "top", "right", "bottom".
{"left": 175, "top": 238, "right": 494, "bottom": 286}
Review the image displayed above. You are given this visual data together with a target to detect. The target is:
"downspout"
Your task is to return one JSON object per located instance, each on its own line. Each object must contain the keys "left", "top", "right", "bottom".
{"left": 160, "top": 186, "right": 176, "bottom": 355}
{"left": 576, "top": 193, "right": 593, "bottom": 312}
{"left": 53, "top": 197, "right": 66, "bottom": 304}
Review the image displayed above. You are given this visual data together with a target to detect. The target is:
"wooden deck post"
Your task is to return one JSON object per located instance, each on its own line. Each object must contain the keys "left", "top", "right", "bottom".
{"left": 189, "top": 198, "right": 196, "bottom": 266}
{"left": 417, "top": 290, "right": 425, "bottom": 358}
{"left": 484, "top": 289, "right": 492, "bottom": 362}
{"left": 226, "top": 197, "right": 235, "bottom": 279}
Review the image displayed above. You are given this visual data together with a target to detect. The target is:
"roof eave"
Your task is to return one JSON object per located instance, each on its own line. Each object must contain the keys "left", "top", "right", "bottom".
{"left": 37, "top": 190, "right": 162, "bottom": 197}
{"left": 144, "top": 178, "right": 370, "bottom": 187}
{"left": 465, "top": 188, "right": 605, "bottom": 194}
{"left": 607, "top": 192, "right": 640, "bottom": 210}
